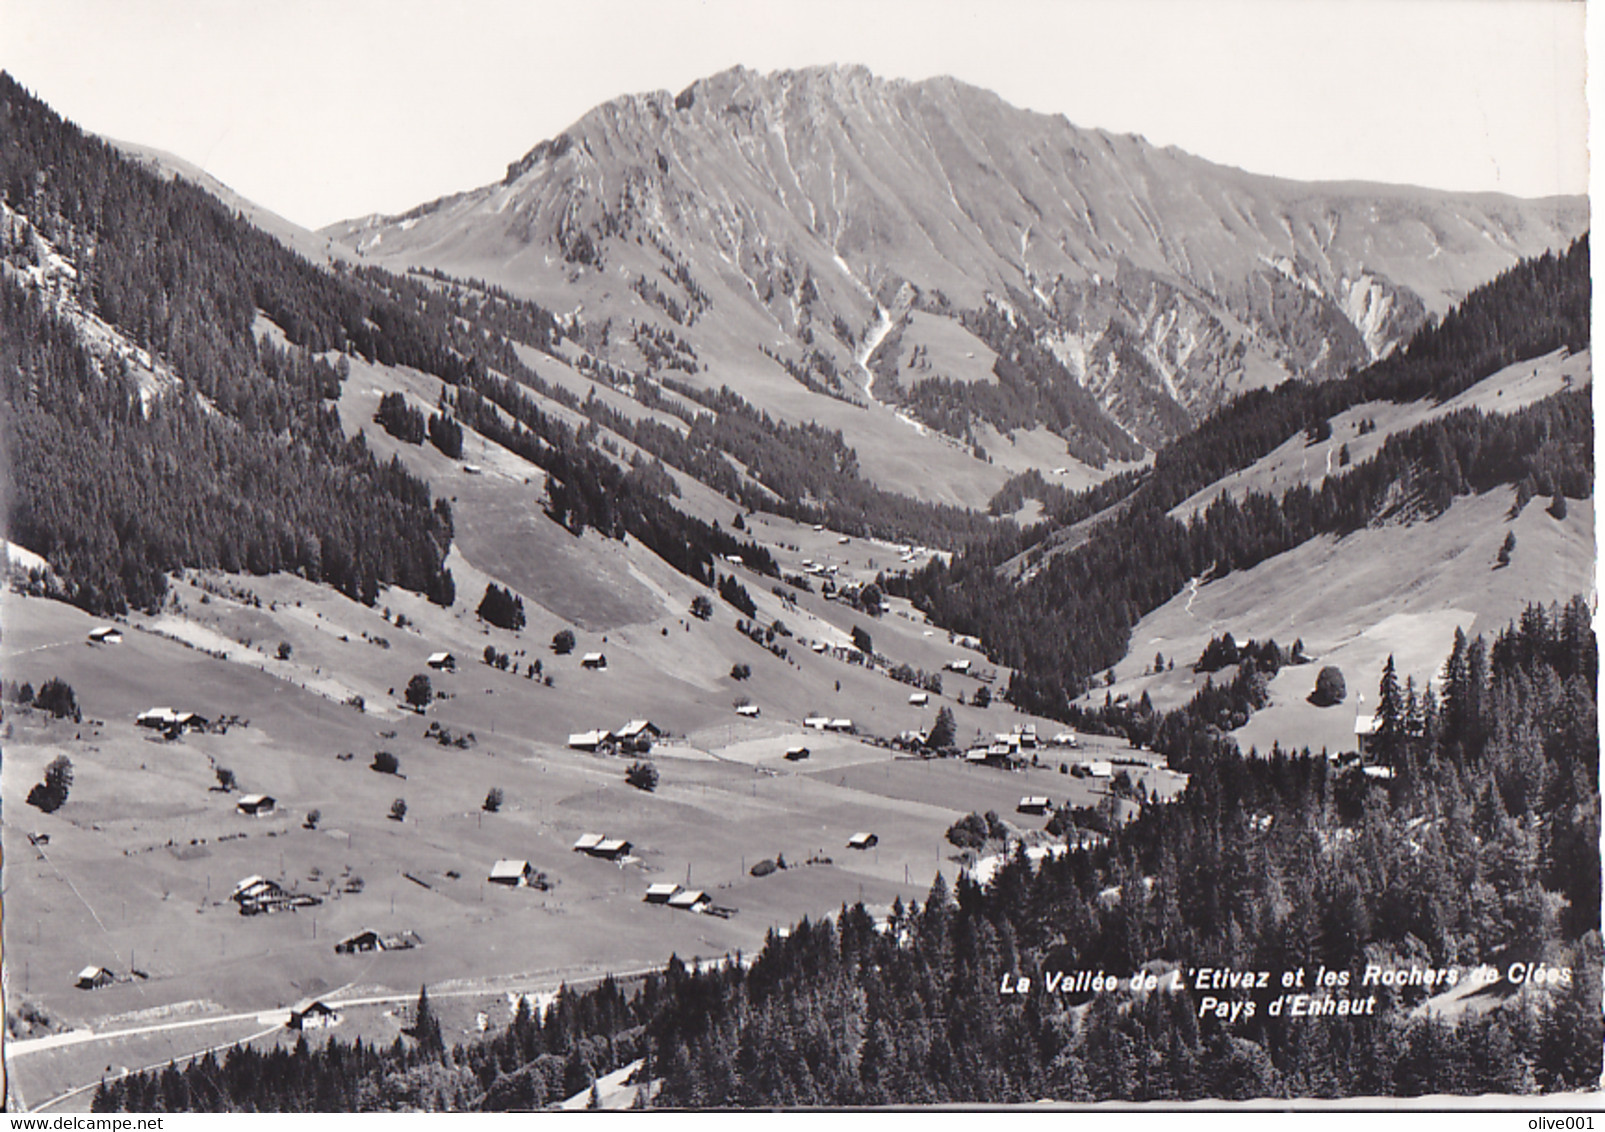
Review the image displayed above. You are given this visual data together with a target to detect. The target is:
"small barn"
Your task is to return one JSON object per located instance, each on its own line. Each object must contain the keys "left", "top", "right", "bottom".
{"left": 288, "top": 999, "right": 341, "bottom": 1031}
{"left": 236, "top": 794, "right": 277, "bottom": 816}
{"left": 667, "top": 889, "right": 711, "bottom": 912}
{"left": 76, "top": 965, "right": 115, "bottom": 990}
{"left": 580, "top": 652, "right": 608, "bottom": 670}
{"left": 426, "top": 652, "right": 456, "bottom": 671}
{"left": 644, "top": 883, "right": 681, "bottom": 904}
{"left": 908, "top": 692, "right": 929, "bottom": 706}
{"left": 572, "top": 833, "right": 604, "bottom": 854}
{"left": 488, "top": 859, "right": 536, "bottom": 886}
{"left": 735, "top": 704, "right": 760, "bottom": 717}
{"left": 847, "top": 832, "right": 879, "bottom": 850}
{"left": 1085, "top": 760, "right": 1114, "bottom": 779}
{"left": 803, "top": 716, "right": 830, "bottom": 730}
{"left": 826, "top": 718, "right": 853, "bottom": 732}
{"left": 615, "top": 720, "right": 660, "bottom": 742}
{"left": 1017, "top": 796, "right": 1052, "bottom": 815}
{"left": 568, "top": 729, "right": 613, "bottom": 752}
{"left": 88, "top": 627, "right": 123, "bottom": 644}
{"left": 1051, "top": 732, "right": 1080, "bottom": 748}
{"left": 784, "top": 747, "right": 811, "bottom": 761}
{"left": 944, "top": 659, "right": 972, "bottom": 674}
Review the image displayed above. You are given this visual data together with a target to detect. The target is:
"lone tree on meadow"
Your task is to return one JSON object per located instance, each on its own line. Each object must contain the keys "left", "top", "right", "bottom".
{"left": 405, "top": 673, "right": 433, "bottom": 711}
{"left": 215, "top": 766, "right": 238, "bottom": 792}
{"left": 625, "top": 760, "right": 659, "bottom": 792}
{"left": 1497, "top": 530, "right": 1517, "bottom": 568}
{"left": 690, "top": 594, "right": 714, "bottom": 621}
{"left": 927, "top": 705, "right": 957, "bottom": 750}
{"left": 371, "top": 750, "right": 401, "bottom": 775}
{"left": 552, "top": 629, "right": 577, "bottom": 655}
{"left": 27, "top": 755, "right": 73, "bottom": 813}
{"left": 1309, "top": 666, "right": 1347, "bottom": 706}
{"left": 483, "top": 787, "right": 504, "bottom": 813}
{"left": 389, "top": 798, "right": 408, "bottom": 822}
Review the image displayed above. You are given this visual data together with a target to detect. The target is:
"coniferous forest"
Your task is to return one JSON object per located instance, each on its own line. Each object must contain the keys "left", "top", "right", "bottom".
{"left": 93, "top": 604, "right": 1600, "bottom": 1109}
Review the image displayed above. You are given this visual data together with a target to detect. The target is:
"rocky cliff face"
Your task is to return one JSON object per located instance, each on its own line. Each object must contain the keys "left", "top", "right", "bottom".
{"left": 326, "top": 65, "right": 1586, "bottom": 463}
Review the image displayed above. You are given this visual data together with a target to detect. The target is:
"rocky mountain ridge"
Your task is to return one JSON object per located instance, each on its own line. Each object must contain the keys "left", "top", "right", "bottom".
{"left": 328, "top": 64, "right": 1585, "bottom": 474}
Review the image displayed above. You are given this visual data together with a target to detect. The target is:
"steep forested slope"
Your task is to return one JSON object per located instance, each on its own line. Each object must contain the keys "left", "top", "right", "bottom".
{"left": 0, "top": 73, "right": 470, "bottom": 611}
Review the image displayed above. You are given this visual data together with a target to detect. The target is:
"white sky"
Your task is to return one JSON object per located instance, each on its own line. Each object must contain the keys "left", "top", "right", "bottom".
{"left": 0, "top": 0, "right": 1590, "bottom": 230}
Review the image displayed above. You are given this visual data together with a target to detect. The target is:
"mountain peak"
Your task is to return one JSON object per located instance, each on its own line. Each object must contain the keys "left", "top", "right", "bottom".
{"left": 332, "top": 65, "right": 1586, "bottom": 497}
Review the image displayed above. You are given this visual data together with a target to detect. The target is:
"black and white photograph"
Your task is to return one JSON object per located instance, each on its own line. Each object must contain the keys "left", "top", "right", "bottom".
{"left": 0, "top": 0, "right": 1596, "bottom": 1113}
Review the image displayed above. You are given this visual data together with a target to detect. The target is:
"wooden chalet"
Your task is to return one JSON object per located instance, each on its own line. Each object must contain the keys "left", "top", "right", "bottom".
{"left": 232, "top": 874, "right": 319, "bottom": 915}
{"left": 76, "top": 965, "right": 115, "bottom": 990}
{"left": 488, "top": 859, "right": 536, "bottom": 886}
{"left": 334, "top": 928, "right": 385, "bottom": 954}
{"left": 288, "top": 999, "right": 341, "bottom": 1030}
{"left": 644, "top": 883, "right": 681, "bottom": 904}
{"left": 573, "top": 833, "right": 633, "bottom": 860}
{"left": 137, "top": 707, "right": 203, "bottom": 733}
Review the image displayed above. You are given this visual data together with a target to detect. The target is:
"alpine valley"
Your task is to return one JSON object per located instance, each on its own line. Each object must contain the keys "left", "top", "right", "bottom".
{"left": 0, "top": 65, "right": 1596, "bottom": 1112}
